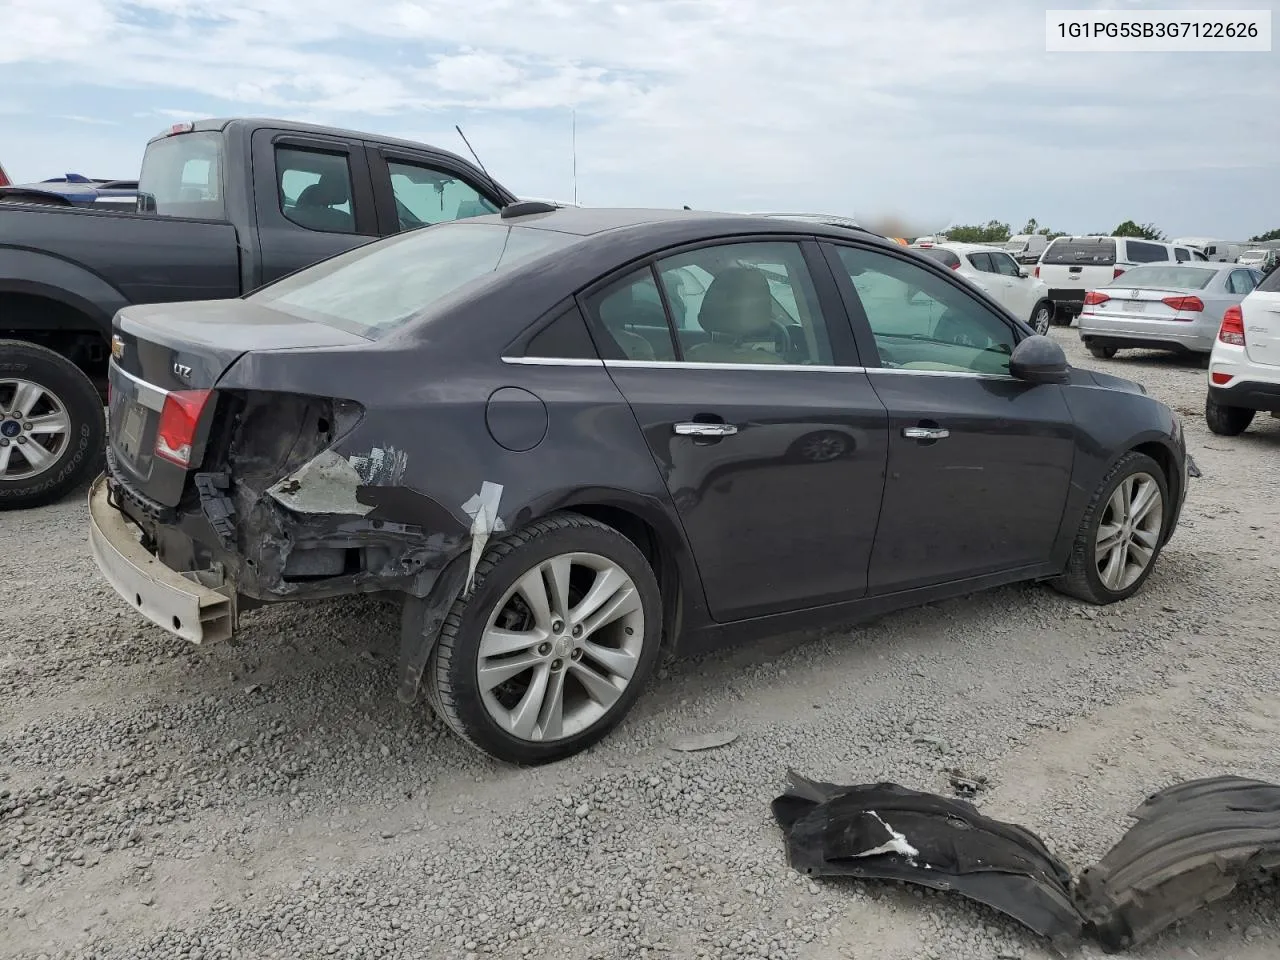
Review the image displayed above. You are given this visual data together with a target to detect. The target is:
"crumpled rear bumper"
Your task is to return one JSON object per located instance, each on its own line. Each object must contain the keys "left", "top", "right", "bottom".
{"left": 87, "top": 473, "right": 237, "bottom": 644}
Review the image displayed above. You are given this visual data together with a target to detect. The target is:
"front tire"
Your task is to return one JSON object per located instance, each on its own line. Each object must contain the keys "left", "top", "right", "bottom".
{"left": 1030, "top": 302, "right": 1054, "bottom": 336}
{"left": 0, "top": 340, "right": 105, "bottom": 511}
{"left": 1052, "top": 451, "right": 1169, "bottom": 605}
{"left": 1204, "top": 395, "right": 1254, "bottom": 436}
{"left": 425, "top": 512, "right": 663, "bottom": 764}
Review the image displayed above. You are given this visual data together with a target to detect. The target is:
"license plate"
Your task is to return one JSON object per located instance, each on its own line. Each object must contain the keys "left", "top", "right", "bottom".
{"left": 1123, "top": 301, "right": 1146, "bottom": 313}
{"left": 118, "top": 401, "right": 148, "bottom": 461}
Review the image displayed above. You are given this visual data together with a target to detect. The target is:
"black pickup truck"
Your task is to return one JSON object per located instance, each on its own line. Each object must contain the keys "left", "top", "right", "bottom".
{"left": 0, "top": 117, "right": 518, "bottom": 509}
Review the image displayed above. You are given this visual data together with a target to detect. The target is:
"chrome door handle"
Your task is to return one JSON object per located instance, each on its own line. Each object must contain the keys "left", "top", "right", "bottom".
{"left": 903, "top": 426, "right": 948, "bottom": 440}
{"left": 674, "top": 422, "right": 738, "bottom": 437}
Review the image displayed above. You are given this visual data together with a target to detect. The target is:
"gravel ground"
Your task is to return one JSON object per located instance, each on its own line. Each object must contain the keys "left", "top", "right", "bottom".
{"left": 3, "top": 328, "right": 1279, "bottom": 960}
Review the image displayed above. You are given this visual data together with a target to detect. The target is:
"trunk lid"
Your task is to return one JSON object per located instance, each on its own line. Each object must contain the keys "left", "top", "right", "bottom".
{"left": 1089, "top": 287, "right": 1199, "bottom": 323}
{"left": 108, "top": 299, "right": 368, "bottom": 506}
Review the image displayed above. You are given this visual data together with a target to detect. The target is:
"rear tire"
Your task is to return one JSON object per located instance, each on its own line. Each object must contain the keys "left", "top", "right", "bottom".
{"left": 1204, "top": 395, "right": 1254, "bottom": 436}
{"left": 1052, "top": 451, "right": 1169, "bottom": 605}
{"left": 1087, "top": 343, "right": 1118, "bottom": 360}
{"left": 0, "top": 340, "right": 104, "bottom": 511}
{"left": 424, "top": 512, "right": 663, "bottom": 765}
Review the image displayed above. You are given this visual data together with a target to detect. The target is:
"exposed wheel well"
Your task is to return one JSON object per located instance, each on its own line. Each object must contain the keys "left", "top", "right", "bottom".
{"left": 566, "top": 503, "right": 684, "bottom": 651}
{"left": 0, "top": 292, "right": 109, "bottom": 392}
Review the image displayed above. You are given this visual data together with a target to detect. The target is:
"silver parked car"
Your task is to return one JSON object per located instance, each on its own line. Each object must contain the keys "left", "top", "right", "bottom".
{"left": 1077, "top": 262, "right": 1264, "bottom": 360}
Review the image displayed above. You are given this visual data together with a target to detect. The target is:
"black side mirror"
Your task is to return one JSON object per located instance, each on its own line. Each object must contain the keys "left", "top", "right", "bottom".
{"left": 1009, "top": 335, "right": 1069, "bottom": 384}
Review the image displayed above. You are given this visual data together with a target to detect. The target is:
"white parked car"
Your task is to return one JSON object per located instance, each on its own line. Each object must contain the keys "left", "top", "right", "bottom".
{"left": 1237, "top": 248, "right": 1272, "bottom": 268}
{"left": 1204, "top": 268, "right": 1280, "bottom": 435}
{"left": 1035, "top": 236, "right": 1204, "bottom": 326}
{"left": 1078, "top": 262, "right": 1263, "bottom": 360}
{"left": 914, "top": 242, "right": 1055, "bottom": 334}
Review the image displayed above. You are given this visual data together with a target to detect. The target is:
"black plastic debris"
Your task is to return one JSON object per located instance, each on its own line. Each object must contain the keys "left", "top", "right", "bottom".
{"left": 772, "top": 771, "right": 1280, "bottom": 953}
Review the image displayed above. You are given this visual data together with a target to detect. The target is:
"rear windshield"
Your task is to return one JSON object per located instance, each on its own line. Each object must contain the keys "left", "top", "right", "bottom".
{"left": 1104, "top": 264, "right": 1217, "bottom": 290}
{"left": 137, "top": 132, "right": 226, "bottom": 220}
{"left": 250, "top": 222, "right": 580, "bottom": 337}
{"left": 1043, "top": 238, "right": 1116, "bottom": 266}
{"left": 916, "top": 247, "right": 960, "bottom": 268}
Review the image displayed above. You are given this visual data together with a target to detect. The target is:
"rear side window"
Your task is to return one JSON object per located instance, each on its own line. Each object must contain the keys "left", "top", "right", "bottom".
{"left": 1174, "top": 248, "right": 1190, "bottom": 262}
{"left": 249, "top": 222, "right": 580, "bottom": 338}
{"left": 966, "top": 252, "right": 994, "bottom": 272}
{"left": 137, "top": 132, "right": 226, "bottom": 220}
{"left": 523, "top": 306, "right": 599, "bottom": 359}
{"left": 1043, "top": 238, "right": 1116, "bottom": 265}
{"left": 1226, "top": 270, "right": 1257, "bottom": 296}
{"left": 916, "top": 248, "right": 960, "bottom": 269}
{"left": 277, "top": 147, "right": 356, "bottom": 234}
{"left": 583, "top": 268, "right": 679, "bottom": 362}
{"left": 1125, "top": 240, "right": 1168, "bottom": 264}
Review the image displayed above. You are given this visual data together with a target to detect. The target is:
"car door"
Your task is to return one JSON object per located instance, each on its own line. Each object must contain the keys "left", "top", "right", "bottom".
{"left": 822, "top": 240, "right": 1077, "bottom": 593}
{"left": 990, "top": 250, "right": 1037, "bottom": 320}
{"left": 249, "top": 130, "right": 380, "bottom": 288}
{"left": 579, "top": 238, "right": 891, "bottom": 622}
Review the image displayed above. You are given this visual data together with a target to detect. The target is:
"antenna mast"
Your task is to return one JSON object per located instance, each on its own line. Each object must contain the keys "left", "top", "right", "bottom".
{"left": 571, "top": 108, "right": 578, "bottom": 206}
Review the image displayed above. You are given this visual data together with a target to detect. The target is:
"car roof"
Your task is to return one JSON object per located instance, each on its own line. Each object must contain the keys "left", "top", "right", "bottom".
{"left": 928, "top": 242, "right": 1008, "bottom": 254}
{"left": 466, "top": 206, "right": 897, "bottom": 245}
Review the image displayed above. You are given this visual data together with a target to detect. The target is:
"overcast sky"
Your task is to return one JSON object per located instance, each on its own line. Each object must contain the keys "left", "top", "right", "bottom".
{"left": 3, "top": 0, "right": 1277, "bottom": 239}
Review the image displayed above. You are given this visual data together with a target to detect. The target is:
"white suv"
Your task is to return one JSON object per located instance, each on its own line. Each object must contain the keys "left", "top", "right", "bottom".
{"left": 1205, "top": 268, "right": 1280, "bottom": 435}
{"left": 1036, "top": 236, "right": 1205, "bottom": 325}
{"left": 914, "top": 242, "right": 1055, "bottom": 334}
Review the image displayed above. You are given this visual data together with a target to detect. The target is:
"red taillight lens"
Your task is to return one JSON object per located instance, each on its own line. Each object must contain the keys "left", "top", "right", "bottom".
{"left": 1161, "top": 295, "right": 1203, "bottom": 312}
{"left": 950, "top": 261, "right": 960, "bottom": 270}
{"left": 1210, "top": 371, "right": 1232, "bottom": 385}
{"left": 1033, "top": 265, "right": 1040, "bottom": 278}
{"left": 1218, "top": 305, "right": 1246, "bottom": 346}
{"left": 1113, "top": 267, "right": 1125, "bottom": 279}
{"left": 0, "top": 162, "right": 9, "bottom": 187}
{"left": 154, "top": 389, "right": 212, "bottom": 466}
{"left": 1083, "top": 290, "right": 1110, "bottom": 305}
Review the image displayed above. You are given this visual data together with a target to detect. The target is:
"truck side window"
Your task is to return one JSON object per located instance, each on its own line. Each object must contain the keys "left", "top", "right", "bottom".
{"left": 276, "top": 147, "right": 356, "bottom": 235}
{"left": 386, "top": 161, "right": 499, "bottom": 231}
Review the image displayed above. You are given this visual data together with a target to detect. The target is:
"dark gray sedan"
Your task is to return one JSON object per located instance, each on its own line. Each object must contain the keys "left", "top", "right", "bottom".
{"left": 90, "top": 206, "right": 1194, "bottom": 764}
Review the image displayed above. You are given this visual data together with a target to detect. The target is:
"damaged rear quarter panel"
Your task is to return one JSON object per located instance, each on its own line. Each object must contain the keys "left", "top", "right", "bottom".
{"left": 213, "top": 345, "right": 699, "bottom": 610}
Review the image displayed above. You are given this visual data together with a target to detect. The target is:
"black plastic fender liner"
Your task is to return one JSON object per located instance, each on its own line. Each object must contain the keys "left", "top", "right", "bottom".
{"left": 1074, "top": 776, "right": 1280, "bottom": 952}
{"left": 771, "top": 771, "right": 1087, "bottom": 947}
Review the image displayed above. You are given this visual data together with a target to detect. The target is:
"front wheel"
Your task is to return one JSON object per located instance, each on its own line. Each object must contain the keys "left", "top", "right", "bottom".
{"left": 424, "top": 512, "right": 663, "bottom": 764}
{"left": 1204, "top": 395, "right": 1254, "bottom": 436}
{"left": 1030, "top": 302, "right": 1053, "bottom": 336}
{"left": 1052, "top": 451, "right": 1169, "bottom": 605}
{"left": 0, "top": 340, "right": 105, "bottom": 511}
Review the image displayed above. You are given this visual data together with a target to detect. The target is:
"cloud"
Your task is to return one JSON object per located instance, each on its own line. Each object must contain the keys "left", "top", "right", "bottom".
{"left": 1, "top": 0, "right": 1277, "bottom": 237}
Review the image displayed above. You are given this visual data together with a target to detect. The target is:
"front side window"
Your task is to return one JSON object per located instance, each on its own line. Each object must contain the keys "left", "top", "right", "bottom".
{"left": 276, "top": 146, "right": 355, "bottom": 234}
{"left": 250, "top": 222, "right": 580, "bottom": 338}
{"left": 831, "top": 245, "right": 1017, "bottom": 376}
{"left": 387, "top": 161, "right": 499, "bottom": 231}
{"left": 654, "top": 241, "right": 835, "bottom": 365}
{"left": 991, "top": 253, "right": 1022, "bottom": 277}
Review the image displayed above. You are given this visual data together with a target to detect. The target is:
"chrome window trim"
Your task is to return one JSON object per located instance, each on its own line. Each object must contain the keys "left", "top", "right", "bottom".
{"left": 500, "top": 355, "right": 1015, "bottom": 380}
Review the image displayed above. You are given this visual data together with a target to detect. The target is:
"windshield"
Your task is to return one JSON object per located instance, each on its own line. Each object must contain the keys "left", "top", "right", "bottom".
{"left": 250, "top": 222, "right": 581, "bottom": 338}
{"left": 1043, "top": 238, "right": 1116, "bottom": 266}
{"left": 137, "top": 132, "right": 226, "bottom": 220}
{"left": 1104, "top": 265, "right": 1217, "bottom": 290}
{"left": 1243, "top": 250, "right": 1267, "bottom": 259}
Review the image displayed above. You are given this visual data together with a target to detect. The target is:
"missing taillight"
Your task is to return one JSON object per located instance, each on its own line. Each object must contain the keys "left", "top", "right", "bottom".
{"left": 155, "top": 389, "right": 212, "bottom": 466}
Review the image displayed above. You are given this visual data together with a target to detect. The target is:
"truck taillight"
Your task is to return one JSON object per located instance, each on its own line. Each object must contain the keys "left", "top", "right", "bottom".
{"left": 1083, "top": 290, "right": 1109, "bottom": 305}
{"left": 1218, "top": 305, "right": 1246, "bottom": 346}
{"left": 168, "top": 123, "right": 193, "bottom": 135}
{"left": 1113, "top": 268, "right": 1126, "bottom": 279}
{"left": 0, "top": 162, "right": 9, "bottom": 187}
{"left": 154, "top": 389, "right": 212, "bottom": 466}
{"left": 1161, "top": 295, "right": 1203, "bottom": 312}
{"left": 1033, "top": 265, "right": 1040, "bottom": 278}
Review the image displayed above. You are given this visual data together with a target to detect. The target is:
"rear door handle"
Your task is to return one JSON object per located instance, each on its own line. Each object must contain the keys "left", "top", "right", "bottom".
{"left": 674, "top": 421, "right": 738, "bottom": 437}
{"left": 903, "top": 426, "right": 948, "bottom": 440}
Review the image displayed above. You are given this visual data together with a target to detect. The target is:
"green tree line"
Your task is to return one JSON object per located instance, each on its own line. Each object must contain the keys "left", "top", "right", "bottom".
{"left": 940, "top": 220, "right": 1280, "bottom": 244}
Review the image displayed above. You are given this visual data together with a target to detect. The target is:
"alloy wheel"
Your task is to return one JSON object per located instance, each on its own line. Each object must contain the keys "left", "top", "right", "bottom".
{"left": 477, "top": 552, "right": 645, "bottom": 742}
{"left": 1094, "top": 472, "right": 1163, "bottom": 592}
{"left": 0, "top": 379, "right": 72, "bottom": 481}
{"left": 1032, "top": 305, "right": 1053, "bottom": 336}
